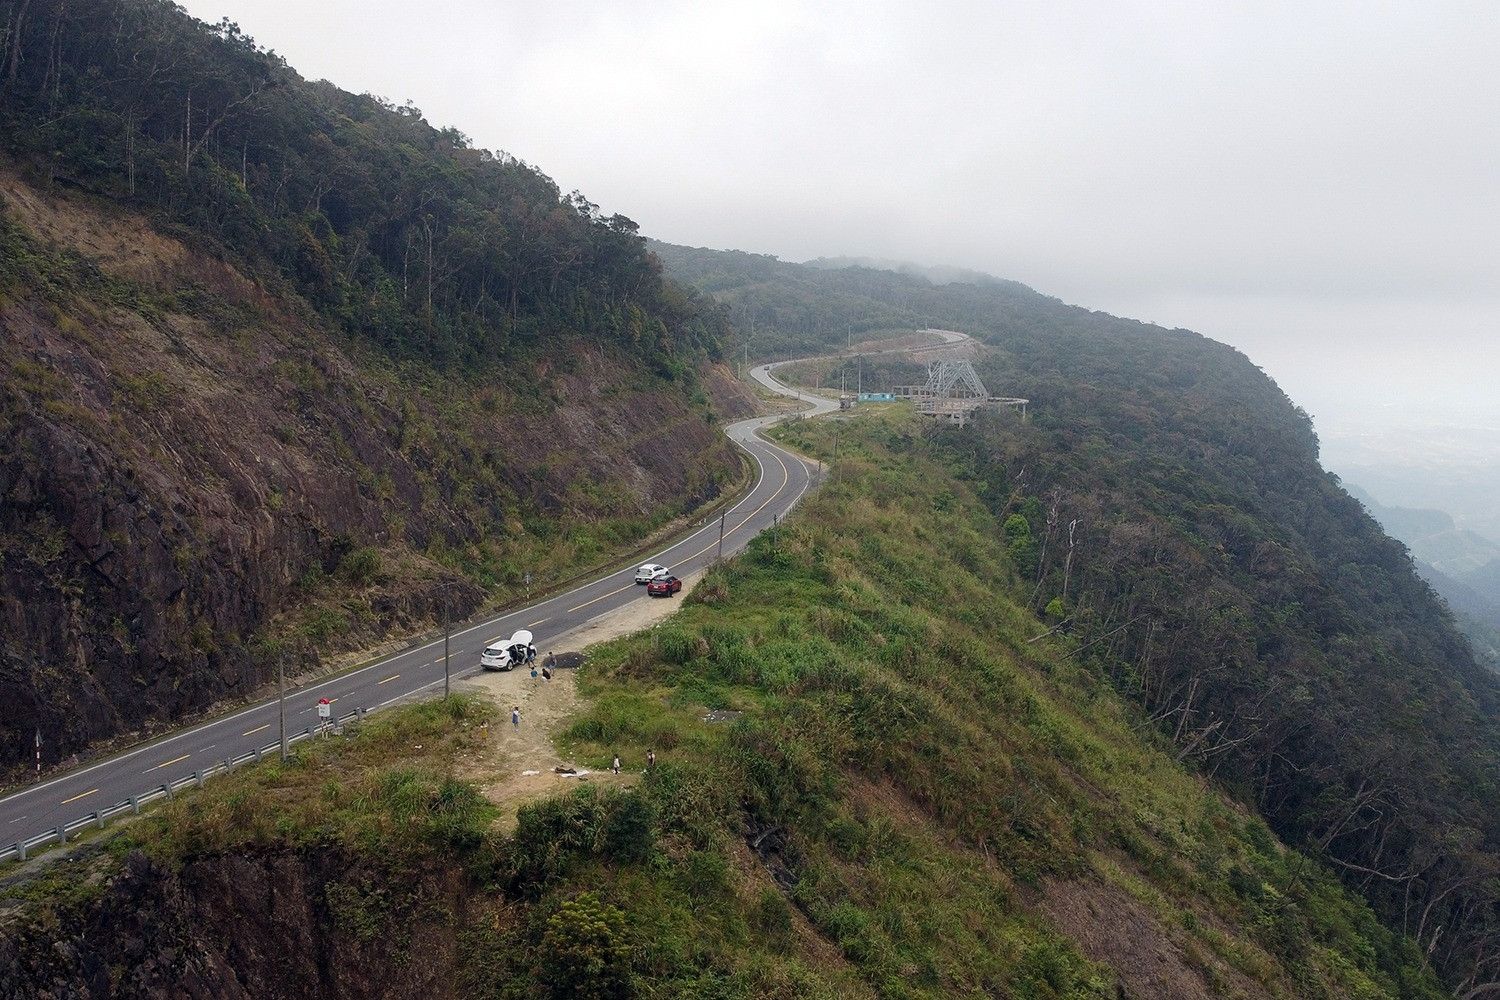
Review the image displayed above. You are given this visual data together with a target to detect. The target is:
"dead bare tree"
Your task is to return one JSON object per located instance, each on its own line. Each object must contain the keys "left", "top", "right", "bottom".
{"left": 1061, "top": 518, "right": 1079, "bottom": 601}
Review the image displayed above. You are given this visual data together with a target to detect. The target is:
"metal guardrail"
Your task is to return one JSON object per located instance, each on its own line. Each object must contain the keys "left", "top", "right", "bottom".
{"left": 1, "top": 705, "right": 370, "bottom": 864}
{"left": 5, "top": 366, "right": 837, "bottom": 867}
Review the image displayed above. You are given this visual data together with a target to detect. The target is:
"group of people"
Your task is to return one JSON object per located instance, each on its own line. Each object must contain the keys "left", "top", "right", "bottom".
{"left": 529, "top": 650, "right": 557, "bottom": 681}
{"left": 512, "top": 652, "right": 561, "bottom": 728}
{"left": 610, "top": 748, "right": 656, "bottom": 774}
{"left": 506, "top": 652, "right": 659, "bottom": 777}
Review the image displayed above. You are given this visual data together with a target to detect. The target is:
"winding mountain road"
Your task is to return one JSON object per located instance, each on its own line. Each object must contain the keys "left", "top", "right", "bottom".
{"left": 0, "top": 363, "right": 841, "bottom": 856}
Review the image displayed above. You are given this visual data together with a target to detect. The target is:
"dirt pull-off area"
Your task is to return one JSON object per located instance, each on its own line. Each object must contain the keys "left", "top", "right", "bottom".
{"left": 0, "top": 165, "right": 754, "bottom": 771}
{"left": 451, "top": 572, "right": 701, "bottom": 828}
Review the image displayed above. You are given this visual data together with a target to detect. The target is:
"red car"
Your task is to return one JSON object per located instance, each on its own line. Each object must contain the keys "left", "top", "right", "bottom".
{"left": 646, "top": 574, "right": 682, "bottom": 597}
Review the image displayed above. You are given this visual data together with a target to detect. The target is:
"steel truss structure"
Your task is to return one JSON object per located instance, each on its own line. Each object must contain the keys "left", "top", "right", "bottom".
{"left": 895, "top": 358, "right": 1028, "bottom": 426}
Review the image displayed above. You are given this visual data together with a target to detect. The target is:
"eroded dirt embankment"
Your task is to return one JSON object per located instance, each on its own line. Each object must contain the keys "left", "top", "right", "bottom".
{"left": 0, "top": 574, "right": 698, "bottom": 998}
{"left": 0, "top": 847, "right": 484, "bottom": 999}
{"left": 0, "top": 169, "right": 754, "bottom": 772}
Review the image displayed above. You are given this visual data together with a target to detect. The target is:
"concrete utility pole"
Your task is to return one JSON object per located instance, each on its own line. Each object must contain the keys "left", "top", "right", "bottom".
{"left": 718, "top": 512, "right": 727, "bottom": 561}
{"left": 443, "top": 586, "right": 451, "bottom": 700}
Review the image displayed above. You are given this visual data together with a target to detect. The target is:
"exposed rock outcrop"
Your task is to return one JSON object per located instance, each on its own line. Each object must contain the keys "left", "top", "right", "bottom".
{"left": 0, "top": 174, "right": 754, "bottom": 771}
{"left": 0, "top": 849, "right": 482, "bottom": 999}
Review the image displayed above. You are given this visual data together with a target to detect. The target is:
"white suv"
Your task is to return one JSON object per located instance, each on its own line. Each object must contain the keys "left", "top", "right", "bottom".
{"left": 480, "top": 628, "right": 535, "bottom": 671}
{"left": 480, "top": 642, "right": 515, "bottom": 671}
{"left": 635, "top": 563, "right": 669, "bottom": 584}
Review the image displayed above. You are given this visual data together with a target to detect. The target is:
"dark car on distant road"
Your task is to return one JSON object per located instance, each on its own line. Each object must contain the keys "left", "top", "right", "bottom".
{"left": 646, "top": 574, "right": 682, "bottom": 597}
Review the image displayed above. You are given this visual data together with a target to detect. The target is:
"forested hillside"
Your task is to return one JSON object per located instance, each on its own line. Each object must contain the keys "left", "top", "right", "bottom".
{"left": 0, "top": 410, "right": 1459, "bottom": 999}
{"left": 4, "top": 0, "right": 1500, "bottom": 994}
{"left": 4, "top": 1, "right": 727, "bottom": 368}
{"left": 660, "top": 244, "right": 1500, "bottom": 996}
{"left": 0, "top": 1, "right": 748, "bottom": 771}
{"left": 1346, "top": 488, "right": 1500, "bottom": 671}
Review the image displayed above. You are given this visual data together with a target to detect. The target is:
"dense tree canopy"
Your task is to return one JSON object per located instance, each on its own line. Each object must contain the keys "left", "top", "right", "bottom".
{"left": 948, "top": 333, "right": 1500, "bottom": 994}
{"left": 0, "top": 0, "right": 730, "bottom": 369}
{"left": 0, "top": 1, "right": 748, "bottom": 773}
{"left": 661, "top": 243, "right": 1500, "bottom": 996}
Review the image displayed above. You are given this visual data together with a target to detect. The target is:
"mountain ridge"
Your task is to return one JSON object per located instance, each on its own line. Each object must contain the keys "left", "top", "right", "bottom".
{"left": 656, "top": 241, "right": 1500, "bottom": 995}
{"left": 0, "top": 0, "right": 753, "bottom": 769}
{"left": 2, "top": 2, "right": 1499, "bottom": 995}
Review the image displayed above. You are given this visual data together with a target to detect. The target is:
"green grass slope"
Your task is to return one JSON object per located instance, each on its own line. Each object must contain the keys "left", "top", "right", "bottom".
{"left": 0, "top": 0, "right": 752, "bottom": 770}
{"left": 659, "top": 244, "right": 1500, "bottom": 996}
{"left": 0, "top": 410, "right": 1447, "bottom": 999}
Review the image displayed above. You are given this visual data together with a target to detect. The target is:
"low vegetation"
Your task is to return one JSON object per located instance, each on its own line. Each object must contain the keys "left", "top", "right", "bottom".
{"left": 2, "top": 411, "right": 1450, "bottom": 998}
{"left": 0, "top": 0, "right": 755, "bottom": 771}
{"left": 0, "top": 2, "right": 1491, "bottom": 993}
{"left": 663, "top": 243, "right": 1500, "bottom": 997}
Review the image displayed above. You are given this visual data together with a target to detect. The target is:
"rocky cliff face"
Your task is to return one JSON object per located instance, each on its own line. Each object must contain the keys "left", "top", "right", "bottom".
{"left": 0, "top": 849, "right": 481, "bottom": 999}
{"left": 0, "top": 172, "right": 754, "bottom": 771}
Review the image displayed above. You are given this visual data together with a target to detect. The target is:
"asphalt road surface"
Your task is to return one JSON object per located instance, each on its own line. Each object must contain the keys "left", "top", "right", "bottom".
{"left": 0, "top": 364, "right": 838, "bottom": 852}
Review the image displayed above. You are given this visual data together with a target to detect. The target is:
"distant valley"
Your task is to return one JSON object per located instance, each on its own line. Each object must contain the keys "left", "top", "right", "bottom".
{"left": 1345, "top": 481, "right": 1500, "bottom": 669}
{"left": 1323, "top": 422, "right": 1500, "bottom": 539}
{"left": 5, "top": 2, "right": 1500, "bottom": 997}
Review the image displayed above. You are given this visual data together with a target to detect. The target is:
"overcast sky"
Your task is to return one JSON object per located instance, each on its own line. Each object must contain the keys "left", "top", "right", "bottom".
{"left": 175, "top": 1, "right": 1500, "bottom": 464}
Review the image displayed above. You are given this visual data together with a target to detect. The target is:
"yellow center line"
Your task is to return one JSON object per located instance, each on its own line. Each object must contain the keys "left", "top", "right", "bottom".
{"left": 61, "top": 788, "right": 98, "bottom": 805}
{"left": 378, "top": 674, "right": 399, "bottom": 684}
{"left": 156, "top": 754, "right": 190, "bottom": 769}
{"left": 438, "top": 441, "right": 795, "bottom": 639}
{"left": 567, "top": 583, "right": 636, "bottom": 614}
{"left": 243, "top": 724, "right": 270, "bottom": 737}
{"left": 567, "top": 456, "right": 794, "bottom": 614}
{"left": 670, "top": 449, "right": 797, "bottom": 566}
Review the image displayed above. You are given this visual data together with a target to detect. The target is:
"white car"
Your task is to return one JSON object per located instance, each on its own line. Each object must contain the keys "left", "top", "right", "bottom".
{"left": 635, "top": 563, "right": 669, "bottom": 584}
{"left": 481, "top": 628, "right": 535, "bottom": 671}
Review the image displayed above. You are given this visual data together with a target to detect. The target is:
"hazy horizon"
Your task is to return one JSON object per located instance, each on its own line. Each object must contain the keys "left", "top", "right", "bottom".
{"left": 173, "top": 1, "right": 1500, "bottom": 517}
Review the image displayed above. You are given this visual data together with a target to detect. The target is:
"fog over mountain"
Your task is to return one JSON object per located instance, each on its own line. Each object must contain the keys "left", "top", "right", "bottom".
{"left": 173, "top": 0, "right": 1500, "bottom": 521}
{"left": 9, "top": 3, "right": 1500, "bottom": 991}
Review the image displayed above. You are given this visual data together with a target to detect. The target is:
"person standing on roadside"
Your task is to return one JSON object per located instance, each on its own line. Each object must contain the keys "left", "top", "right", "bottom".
{"left": 512, "top": 705, "right": 520, "bottom": 729}
{"left": 612, "top": 754, "right": 621, "bottom": 775}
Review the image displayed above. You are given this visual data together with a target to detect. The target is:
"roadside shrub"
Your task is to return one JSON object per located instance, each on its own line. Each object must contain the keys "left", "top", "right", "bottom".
{"left": 510, "top": 786, "right": 654, "bottom": 888}
{"left": 822, "top": 901, "right": 873, "bottom": 962}
{"left": 602, "top": 792, "right": 654, "bottom": 863}
{"left": 339, "top": 546, "right": 383, "bottom": 585}
{"left": 644, "top": 759, "right": 737, "bottom": 850}
{"left": 657, "top": 628, "right": 698, "bottom": 665}
{"left": 751, "top": 887, "right": 794, "bottom": 937}
{"left": 560, "top": 693, "right": 652, "bottom": 746}
{"left": 298, "top": 606, "right": 348, "bottom": 641}
{"left": 678, "top": 849, "right": 731, "bottom": 900}
{"left": 539, "top": 892, "right": 631, "bottom": 1000}
{"left": 428, "top": 778, "right": 490, "bottom": 847}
